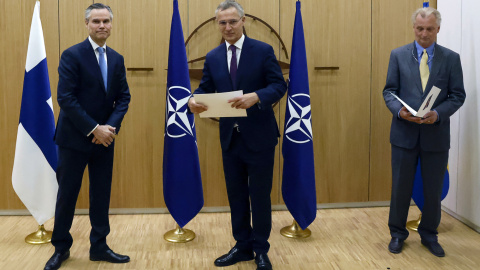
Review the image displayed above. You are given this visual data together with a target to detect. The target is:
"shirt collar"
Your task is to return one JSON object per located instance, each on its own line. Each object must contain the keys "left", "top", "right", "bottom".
{"left": 225, "top": 34, "right": 245, "bottom": 51}
{"left": 89, "top": 36, "right": 107, "bottom": 52}
{"left": 414, "top": 40, "right": 435, "bottom": 58}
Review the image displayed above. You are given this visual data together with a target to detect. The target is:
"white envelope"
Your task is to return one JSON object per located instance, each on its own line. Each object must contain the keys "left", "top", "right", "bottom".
{"left": 194, "top": 90, "right": 248, "bottom": 118}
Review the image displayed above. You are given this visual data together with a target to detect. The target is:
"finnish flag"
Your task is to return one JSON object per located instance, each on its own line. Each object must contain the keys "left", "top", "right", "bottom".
{"left": 12, "top": 1, "right": 58, "bottom": 225}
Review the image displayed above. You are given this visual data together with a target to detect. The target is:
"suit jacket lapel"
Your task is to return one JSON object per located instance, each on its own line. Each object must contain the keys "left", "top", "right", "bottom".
{"left": 425, "top": 44, "right": 444, "bottom": 95}
{"left": 106, "top": 46, "right": 115, "bottom": 94}
{"left": 217, "top": 44, "right": 233, "bottom": 91}
{"left": 407, "top": 42, "right": 423, "bottom": 95}
{"left": 235, "top": 36, "right": 251, "bottom": 90}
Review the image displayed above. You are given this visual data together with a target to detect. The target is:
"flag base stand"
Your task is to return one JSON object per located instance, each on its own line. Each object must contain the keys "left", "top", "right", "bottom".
{"left": 164, "top": 224, "right": 196, "bottom": 243}
{"left": 406, "top": 214, "right": 422, "bottom": 232}
{"left": 280, "top": 220, "right": 311, "bottom": 238}
{"left": 25, "top": 224, "right": 52, "bottom": 245}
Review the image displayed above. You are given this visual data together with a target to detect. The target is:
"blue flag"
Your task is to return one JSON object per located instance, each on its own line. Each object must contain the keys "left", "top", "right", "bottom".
{"left": 282, "top": 0, "right": 316, "bottom": 230}
{"left": 12, "top": 1, "right": 58, "bottom": 225}
{"left": 412, "top": 158, "right": 450, "bottom": 211}
{"left": 411, "top": 0, "right": 450, "bottom": 212}
{"left": 163, "top": 0, "right": 204, "bottom": 228}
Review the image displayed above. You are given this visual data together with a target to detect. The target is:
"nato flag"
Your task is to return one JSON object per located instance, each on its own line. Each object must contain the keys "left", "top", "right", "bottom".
{"left": 282, "top": 1, "right": 317, "bottom": 230}
{"left": 163, "top": 0, "right": 204, "bottom": 228}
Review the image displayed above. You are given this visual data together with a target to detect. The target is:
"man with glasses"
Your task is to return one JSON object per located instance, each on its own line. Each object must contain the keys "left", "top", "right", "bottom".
{"left": 188, "top": 1, "right": 286, "bottom": 269}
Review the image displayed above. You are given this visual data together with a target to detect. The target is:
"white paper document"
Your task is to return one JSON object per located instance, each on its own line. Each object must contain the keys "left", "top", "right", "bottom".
{"left": 390, "top": 86, "right": 441, "bottom": 117}
{"left": 194, "top": 90, "right": 247, "bottom": 118}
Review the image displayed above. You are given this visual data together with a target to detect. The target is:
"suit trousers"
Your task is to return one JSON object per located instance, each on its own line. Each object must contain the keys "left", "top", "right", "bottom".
{"left": 222, "top": 128, "right": 275, "bottom": 254}
{"left": 52, "top": 144, "right": 114, "bottom": 253}
{"left": 388, "top": 144, "right": 448, "bottom": 242}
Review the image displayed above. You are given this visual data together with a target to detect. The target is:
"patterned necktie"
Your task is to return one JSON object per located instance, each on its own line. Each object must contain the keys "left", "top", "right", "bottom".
{"left": 97, "top": 47, "right": 108, "bottom": 91}
{"left": 420, "top": 49, "right": 429, "bottom": 91}
{"left": 229, "top": 45, "right": 237, "bottom": 89}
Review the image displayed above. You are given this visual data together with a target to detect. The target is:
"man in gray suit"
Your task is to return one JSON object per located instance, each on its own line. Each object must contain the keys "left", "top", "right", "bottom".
{"left": 383, "top": 7, "right": 465, "bottom": 257}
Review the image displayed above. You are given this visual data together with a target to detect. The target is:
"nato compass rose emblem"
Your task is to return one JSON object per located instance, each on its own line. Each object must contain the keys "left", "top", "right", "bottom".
{"left": 285, "top": 93, "right": 313, "bottom": 144}
{"left": 165, "top": 86, "right": 195, "bottom": 139}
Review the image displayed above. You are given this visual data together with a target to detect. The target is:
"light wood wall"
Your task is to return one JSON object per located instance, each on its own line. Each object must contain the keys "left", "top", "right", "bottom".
{"left": 0, "top": 0, "right": 436, "bottom": 210}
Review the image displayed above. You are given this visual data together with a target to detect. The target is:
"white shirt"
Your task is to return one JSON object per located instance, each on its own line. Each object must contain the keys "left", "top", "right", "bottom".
{"left": 88, "top": 36, "right": 108, "bottom": 65}
{"left": 226, "top": 34, "right": 245, "bottom": 72}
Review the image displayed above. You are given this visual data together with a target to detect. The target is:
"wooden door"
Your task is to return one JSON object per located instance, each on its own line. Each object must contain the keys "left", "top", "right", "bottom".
{"left": 280, "top": 0, "right": 372, "bottom": 203}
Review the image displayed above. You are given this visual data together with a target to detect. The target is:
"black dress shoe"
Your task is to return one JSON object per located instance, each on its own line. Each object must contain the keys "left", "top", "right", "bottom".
{"left": 388, "top": 237, "right": 404, "bottom": 254}
{"left": 421, "top": 239, "right": 445, "bottom": 257}
{"left": 44, "top": 251, "right": 70, "bottom": 270}
{"left": 214, "top": 247, "right": 254, "bottom": 267}
{"left": 255, "top": 253, "right": 273, "bottom": 270}
{"left": 90, "top": 249, "right": 130, "bottom": 263}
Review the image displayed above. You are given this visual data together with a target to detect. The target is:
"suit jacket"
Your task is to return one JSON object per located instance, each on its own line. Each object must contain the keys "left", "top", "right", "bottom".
{"left": 55, "top": 38, "right": 131, "bottom": 152}
{"left": 194, "top": 36, "right": 287, "bottom": 152}
{"left": 383, "top": 42, "right": 466, "bottom": 152}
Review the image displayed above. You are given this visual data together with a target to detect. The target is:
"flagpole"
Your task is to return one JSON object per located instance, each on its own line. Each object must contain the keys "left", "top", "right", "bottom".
{"left": 280, "top": 220, "right": 311, "bottom": 238}
{"left": 25, "top": 224, "right": 52, "bottom": 244}
{"left": 164, "top": 224, "right": 196, "bottom": 243}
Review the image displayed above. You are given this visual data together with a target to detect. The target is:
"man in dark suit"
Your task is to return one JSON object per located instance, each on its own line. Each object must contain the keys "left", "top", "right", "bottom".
{"left": 44, "top": 3, "right": 130, "bottom": 270}
{"left": 188, "top": 1, "right": 286, "bottom": 269}
{"left": 383, "top": 7, "right": 465, "bottom": 257}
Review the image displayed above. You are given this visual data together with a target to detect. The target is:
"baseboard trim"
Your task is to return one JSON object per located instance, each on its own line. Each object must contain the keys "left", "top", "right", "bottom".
{"left": 441, "top": 205, "right": 480, "bottom": 233}
{"left": 0, "top": 201, "right": 392, "bottom": 216}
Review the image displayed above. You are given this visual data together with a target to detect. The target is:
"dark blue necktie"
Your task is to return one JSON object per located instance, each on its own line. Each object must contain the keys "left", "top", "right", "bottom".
{"left": 229, "top": 45, "right": 237, "bottom": 89}
{"left": 97, "top": 47, "right": 107, "bottom": 91}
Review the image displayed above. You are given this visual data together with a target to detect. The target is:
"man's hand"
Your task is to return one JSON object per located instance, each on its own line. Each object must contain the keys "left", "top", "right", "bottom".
{"left": 92, "top": 125, "right": 116, "bottom": 147}
{"left": 228, "top": 93, "right": 259, "bottom": 109}
{"left": 399, "top": 107, "right": 438, "bottom": 125}
{"left": 399, "top": 106, "right": 422, "bottom": 124}
{"left": 188, "top": 97, "right": 208, "bottom": 114}
{"left": 420, "top": 110, "right": 438, "bottom": 125}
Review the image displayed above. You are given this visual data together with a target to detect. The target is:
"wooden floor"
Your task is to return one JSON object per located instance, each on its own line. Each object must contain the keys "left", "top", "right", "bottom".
{"left": 1, "top": 207, "right": 479, "bottom": 270}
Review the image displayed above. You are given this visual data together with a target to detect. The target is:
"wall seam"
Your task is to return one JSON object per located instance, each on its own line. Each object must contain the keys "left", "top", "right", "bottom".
{"left": 454, "top": 0, "right": 463, "bottom": 215}
{"left": 367, "top": 0, "right": 373, "bottom": 201}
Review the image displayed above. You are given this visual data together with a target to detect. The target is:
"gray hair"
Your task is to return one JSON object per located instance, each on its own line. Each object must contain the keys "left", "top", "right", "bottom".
{"left": 412, "top": 7, "right": 441, "bottom": 26}
{"left": 215, "top": 0, "right": 245, "bottom": 18}
{"left": 85, "top": 3, "right": 113, "bottom": 21}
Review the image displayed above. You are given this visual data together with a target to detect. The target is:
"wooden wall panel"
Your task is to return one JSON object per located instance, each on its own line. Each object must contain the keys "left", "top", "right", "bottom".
{"left": 280, "top": 0, "right": 372, "bottom": 203}
{"left": 99, "top": 0, "right": 171, "bottom": 208}
{"left": 0, "top": 0, "right": 440, "bottom": 211}
{"left": 369, "top": 0, "right": 437, "bottom": 201}
{"left": 0, "top": 0, "right": 59, "bottom": 209}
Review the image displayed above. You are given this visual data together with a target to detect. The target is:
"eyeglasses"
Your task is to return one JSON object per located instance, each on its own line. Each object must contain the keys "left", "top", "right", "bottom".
{"left": 218, "top": 19, "right": 242, "bottom": 27}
